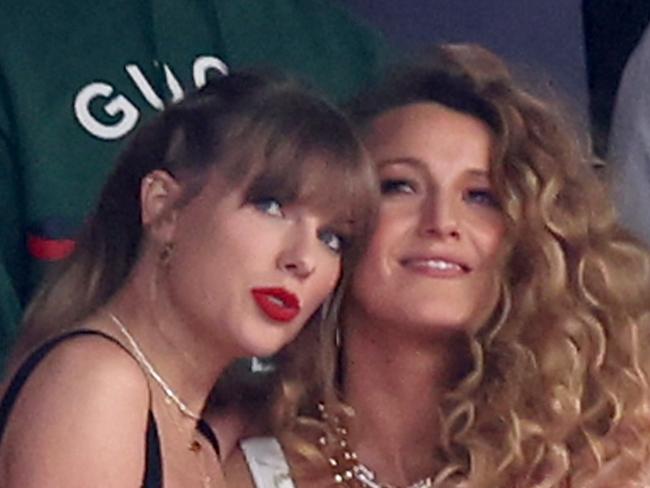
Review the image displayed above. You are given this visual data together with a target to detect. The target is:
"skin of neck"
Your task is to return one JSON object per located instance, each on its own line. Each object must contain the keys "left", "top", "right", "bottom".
{"left": 340, "top": 302, "right": 471, "bottom": 486}
{"left": 102, "top": 251, "right": 234, "bottom": 420}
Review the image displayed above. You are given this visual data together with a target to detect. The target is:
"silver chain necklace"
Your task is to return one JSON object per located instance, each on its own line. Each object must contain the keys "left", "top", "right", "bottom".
{"left": 107, "top": 312, "right": 201, "bottom": 421}
{"left": 354, "top": 464, "right": 433, "bottom": 488}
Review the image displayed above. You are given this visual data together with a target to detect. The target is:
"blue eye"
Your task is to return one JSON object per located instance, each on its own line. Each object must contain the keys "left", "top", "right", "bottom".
{"left": 318, "top": 230, "right": 344, "bottom": 254}
{"left": 254, "top": 198, "right": 284, "bottom": 217}
{"left": 380, "top": 179, "right": 415, "bottom": 195}
{"left": 466, "top": 189, "right": 499, "bottom": 208}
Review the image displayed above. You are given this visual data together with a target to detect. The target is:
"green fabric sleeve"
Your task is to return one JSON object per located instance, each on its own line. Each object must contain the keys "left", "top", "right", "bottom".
{"left": 0, "top": 261, "right": 21, "bottom": 371}
{"left": 0, "top": 126, "right": 23, "bottom": 370}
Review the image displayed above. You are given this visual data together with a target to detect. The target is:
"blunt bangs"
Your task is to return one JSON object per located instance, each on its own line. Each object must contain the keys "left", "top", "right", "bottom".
{"left": 217, "top": 89, "right": 379, "bottom": 259}
{"left": 152, "top": 73, "right": 378, "bottom": 261}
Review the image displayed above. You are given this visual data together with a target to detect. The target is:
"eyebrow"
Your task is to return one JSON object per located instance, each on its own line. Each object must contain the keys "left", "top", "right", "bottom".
{"left": 376, "top": 157, "right": 427, "bottom": 171}
{"left": 466, "top": 169, "right": 490, "bottom": 179}
{"left": 377, "top": 158, "right": 491, "bottom": 178}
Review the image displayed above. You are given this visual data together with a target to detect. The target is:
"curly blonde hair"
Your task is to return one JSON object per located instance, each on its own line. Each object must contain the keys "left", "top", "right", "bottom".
{"left": 271, "top": 44, "right": 650, "bottom": 487}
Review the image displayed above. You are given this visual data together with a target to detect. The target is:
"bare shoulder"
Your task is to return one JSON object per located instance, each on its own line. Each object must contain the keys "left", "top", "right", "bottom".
{"left": 0, "top": 332, "right": 151, "bottom": 487}
{"left": 6, "top": 331, "right": 150, "bottom": 408}
{"left": 223, "top": 445, "right": 256, "bottom": 488}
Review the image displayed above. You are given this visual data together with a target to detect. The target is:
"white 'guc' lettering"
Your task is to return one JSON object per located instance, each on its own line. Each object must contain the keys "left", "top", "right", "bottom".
{"left": 163, "top": 64, "right": 184, "bottom": 103}
{"left": 193, "top": 55, "right": 228, "bottom": 88}
{"left": 74, "top": 82, "right": 140, "bottom": 140}
{"left": 74, "top": 56, "right": 229, "bottom": 140}
{"left": 125, "top": 64, "right": 165, "bottom": 110}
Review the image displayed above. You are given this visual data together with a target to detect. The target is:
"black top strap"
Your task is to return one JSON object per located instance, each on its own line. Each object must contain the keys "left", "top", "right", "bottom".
{"left": 197, "top": 418, "right": 221, "bottom": 459}
{"left": 0, "top": 329, "right": 163, "bottom": 487}
{"left": 145, "top": 411, "right": 163, "bottom": 487}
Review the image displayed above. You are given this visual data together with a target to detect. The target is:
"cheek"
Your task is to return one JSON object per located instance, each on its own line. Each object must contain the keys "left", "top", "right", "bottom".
{"left": 469, "top": 270, "right": 502, "bottom": 331}
{"left": 320, "top": 259, "right": 342, "bottom": 296}
{"left": 361, "top": 209, "right": 403, "bottom": 267}
{"left": 350, "top": 243, "right": 383, "bottom": 298}
{"left": 469, "top": 227, "right": 506, "bottom": 324}
{"left": 300, "top": 262, "right": 340, "bottom": 319}
{"left": 473, "top": 217, "right": 506, "bottom": 265}
{"left": 306, "top": 254, "right": 342, "bottom": 300}
{"left": 349, "top": 210, "right": 407, "bottom": 298}
{"left": 348, "top": 248, "right": 389, "bottom": 317}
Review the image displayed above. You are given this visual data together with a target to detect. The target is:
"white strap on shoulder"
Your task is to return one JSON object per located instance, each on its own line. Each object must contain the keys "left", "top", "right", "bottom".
{"left": 240, "top": 436, "right": 296, "bottom": 488}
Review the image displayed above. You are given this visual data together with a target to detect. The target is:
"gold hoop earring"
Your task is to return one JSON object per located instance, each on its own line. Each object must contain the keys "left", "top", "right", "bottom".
{"left": 160, "top": 242, "right": 174, "bottom": 266}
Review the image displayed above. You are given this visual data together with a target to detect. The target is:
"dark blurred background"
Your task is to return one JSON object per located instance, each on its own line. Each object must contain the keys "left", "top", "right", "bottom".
{"left": 345, "top": 0, "right": 650, "bottom": 157}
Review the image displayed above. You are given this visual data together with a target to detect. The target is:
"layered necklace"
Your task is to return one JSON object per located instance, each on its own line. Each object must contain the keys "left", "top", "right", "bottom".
{"left": 316, "top": 403, "right": 433, "bottom": 488}
{"left": 107, "top": 312, "right": 217, "bottom": 487}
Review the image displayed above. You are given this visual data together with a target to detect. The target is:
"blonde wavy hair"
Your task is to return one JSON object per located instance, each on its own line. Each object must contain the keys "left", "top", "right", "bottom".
{"left": 270, "top": 44, "right": 650, "bottom": 487}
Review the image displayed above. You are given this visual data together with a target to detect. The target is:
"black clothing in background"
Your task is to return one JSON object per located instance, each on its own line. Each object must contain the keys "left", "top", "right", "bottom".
{"left": 582, "top": 0, "right": 650, "bottom": 156}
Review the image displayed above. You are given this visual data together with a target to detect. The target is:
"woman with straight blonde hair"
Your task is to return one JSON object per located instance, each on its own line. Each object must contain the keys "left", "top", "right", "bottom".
{"left": 225, "top": 44, "right": 650, "bottom": 488}
{"left": 0, "top": 71, "right": 379, "bottom": 487}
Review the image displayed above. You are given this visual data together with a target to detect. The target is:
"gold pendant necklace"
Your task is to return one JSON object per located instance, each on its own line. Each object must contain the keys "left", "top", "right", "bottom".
{"left": 316, "top": 403, "right": 433, "bottom": 488}
{"left": 106, "top": 312, "right": 214, "bottom": 487}
{"left": 163, "top": 397, "right": 215, "bottom": 488}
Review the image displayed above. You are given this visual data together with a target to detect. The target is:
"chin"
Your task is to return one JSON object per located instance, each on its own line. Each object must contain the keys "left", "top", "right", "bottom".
{"left": 236, "top": 343, "right": 279, "bottom": 359}
{"left": 238, "top": 333, "right": 294, "bottom": 359}
{"left": 403, "top": 299, "right": 472, "bottom": 325}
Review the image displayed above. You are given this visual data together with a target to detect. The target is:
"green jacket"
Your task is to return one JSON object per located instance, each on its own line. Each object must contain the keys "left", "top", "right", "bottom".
{"left": 0, "top": 0, "right": 389, "bottom": 365}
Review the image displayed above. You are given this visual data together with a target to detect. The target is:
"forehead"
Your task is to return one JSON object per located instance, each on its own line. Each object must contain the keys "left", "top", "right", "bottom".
{"left": 365, "top": 102, "right": 493, "bottom": 178}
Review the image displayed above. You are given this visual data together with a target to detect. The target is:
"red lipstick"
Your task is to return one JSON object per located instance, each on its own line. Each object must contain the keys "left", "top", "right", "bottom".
{"left": 251, "top": 287, "right": 301, "bottom": 323}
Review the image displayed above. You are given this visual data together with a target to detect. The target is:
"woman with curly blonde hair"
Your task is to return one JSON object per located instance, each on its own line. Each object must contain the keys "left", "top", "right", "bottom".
{"left": 225, "top": 44, "right": 650, "bottom": 488}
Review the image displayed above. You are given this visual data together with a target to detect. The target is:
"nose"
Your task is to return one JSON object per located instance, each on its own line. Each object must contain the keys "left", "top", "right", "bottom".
{"left": 277, "top": 227, "right": 317, "bottom": 280}
{"left": 418, "top": 193, "right": 460, "bottom": 239}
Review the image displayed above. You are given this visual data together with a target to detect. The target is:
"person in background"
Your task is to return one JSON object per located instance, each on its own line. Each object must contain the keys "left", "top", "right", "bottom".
{"left": 225, "top": 44, "right": 650, "bottom": 488}
{"left": 609, "top": 23, "right": 650, "bottom": 244}
{"left": 0, "top": 71, "right": 378, "bottom": 487}
{"left": 0, "top": 0, "right": 390, "bottom": 367}
{"left": 581, "top": 0, "right": 650, "bottom": 157}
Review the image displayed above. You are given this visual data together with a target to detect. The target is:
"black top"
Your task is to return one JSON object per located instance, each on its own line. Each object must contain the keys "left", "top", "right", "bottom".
{"left": 0, "top": 329, "right": 219, "bottom": 487}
